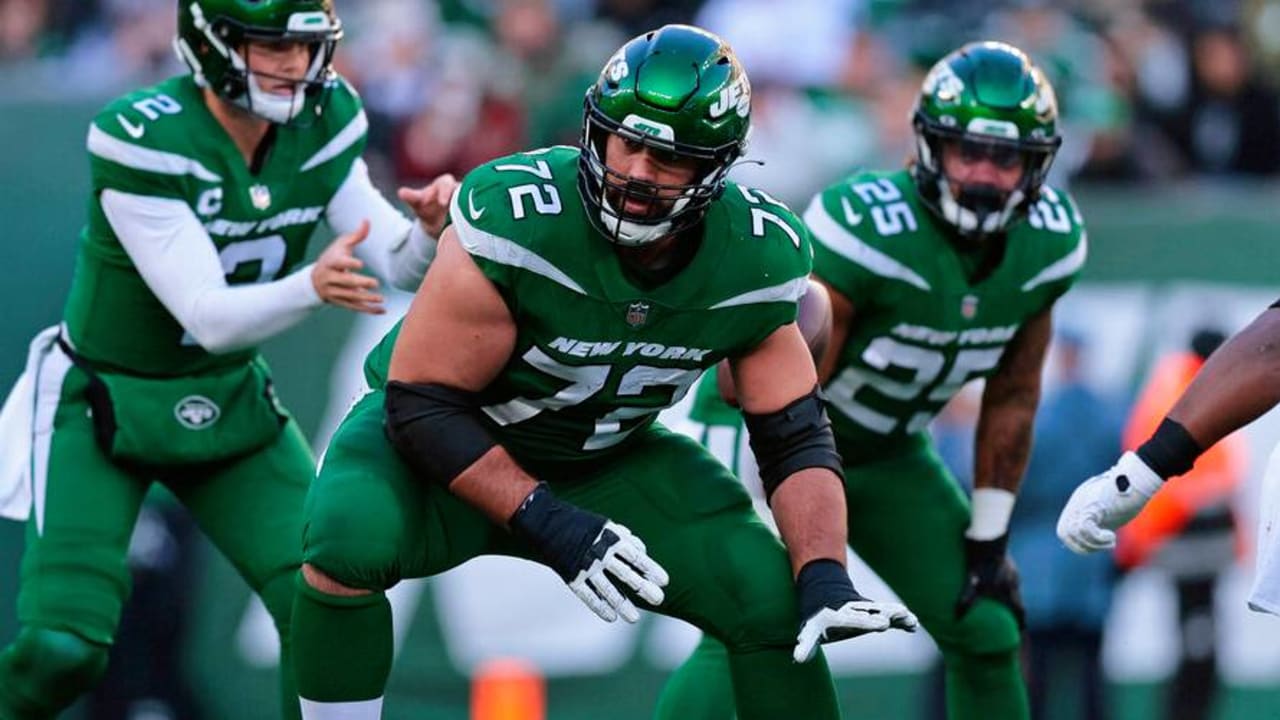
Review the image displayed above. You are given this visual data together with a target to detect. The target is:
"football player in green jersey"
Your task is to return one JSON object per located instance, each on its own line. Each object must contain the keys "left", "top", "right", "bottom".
{"left": 289, "top": 25, "right": 918, "bottom": 720}
{"left": 657, "top": 41, "right": 1088, "bottom": 720}
{"left": 0, "top": 1, "right": 457, "bottom": 718}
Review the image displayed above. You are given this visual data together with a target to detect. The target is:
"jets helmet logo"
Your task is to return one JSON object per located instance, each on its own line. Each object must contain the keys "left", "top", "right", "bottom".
{"left": 625, "top": 301, "right": 651, "bottom": 328}
{"left": 174, "top": 395, "right": 221, "bottom": 430}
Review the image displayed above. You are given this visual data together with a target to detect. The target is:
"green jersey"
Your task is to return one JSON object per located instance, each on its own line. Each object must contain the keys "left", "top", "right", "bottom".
{"left": 64, "top": 74, "right": 367, "bottom": 375}
{"left": 367, "top": 146, "right": 811, "bottom": 464}
{"left": 805, "top": 169, "right": 1086, "bottom": 456}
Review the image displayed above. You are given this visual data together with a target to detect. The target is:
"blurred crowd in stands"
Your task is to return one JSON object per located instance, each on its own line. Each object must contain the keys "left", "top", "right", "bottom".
{"left": 4, "top": 0, "right": 1280, "bottom": 205}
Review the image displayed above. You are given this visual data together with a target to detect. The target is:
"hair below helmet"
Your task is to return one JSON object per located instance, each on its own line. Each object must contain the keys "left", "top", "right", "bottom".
{"left": 911, "top": 41, "right": 1062, "bottom": 241}
{"left": 578, "top": 24, "right": 751, "bottom": 247}
{"left": 174, "top": 0, "right": 343, "bottom": 124}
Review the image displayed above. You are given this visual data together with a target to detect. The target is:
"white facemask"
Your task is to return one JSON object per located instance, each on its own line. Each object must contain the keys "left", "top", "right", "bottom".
{"left": 936, "top": 177, "right": 1024, "bottom": 235}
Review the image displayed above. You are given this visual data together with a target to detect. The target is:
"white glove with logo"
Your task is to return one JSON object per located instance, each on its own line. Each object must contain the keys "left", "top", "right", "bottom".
{"left": 1057, "top": 451, "right": 1163, "bottom": 554}
{"left": 510, "top": 483, "right": 669, "bottom": 623}
{"left": 566, "top": 521, "right": 669, "bottom": 623}
{"left": 792, "top": 559, "right": 918, "bottom": 663}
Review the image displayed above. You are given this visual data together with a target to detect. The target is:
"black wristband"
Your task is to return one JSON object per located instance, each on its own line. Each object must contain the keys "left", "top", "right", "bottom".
{"left": 509, "top": 483, "right": 604, "bottom": 581}
{"left": 795, "top": 559, "right": 863, "bottom": 622}
{"left": 1135, "top": 418, "right": 1202, "bottom": 479}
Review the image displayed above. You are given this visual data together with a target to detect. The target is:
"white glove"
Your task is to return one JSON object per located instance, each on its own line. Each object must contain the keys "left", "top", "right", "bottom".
{"left": 1057, "top": 451, "right": 1163, "bottom": 554}
{"left": 793, "top": 600, "right": 919, "bottom": 663}
{"left": 567, "top": 521, "right": 669, "bottom": 623}
{"left": 510, "top": 484, "right": 669, "bottom": 624}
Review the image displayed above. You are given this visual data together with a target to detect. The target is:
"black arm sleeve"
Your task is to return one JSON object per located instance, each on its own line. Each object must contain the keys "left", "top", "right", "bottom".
{"left": 384, "top": 380, "right": 498, "bottom": 485}
{"left": 742, "top": 385, "right": 845, "bottom": 502}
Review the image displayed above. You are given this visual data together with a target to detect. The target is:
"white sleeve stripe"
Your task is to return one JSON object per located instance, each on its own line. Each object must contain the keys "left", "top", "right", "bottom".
{"left": 802, "top": 194, "right": 932, "bottom": 292}
{"left": 709, "top": 276, "right": 808, "bottom": 309}
{"left": 86, "top": 125, "right": 222, "bottom": 182}
{"left": 100, "top": 189, "right": 321, "bottom": 354}
{"left": 300, "top": 109, "right": 368, "bottom": 172}
{"left": 449, "top": 187, "right": 587, "bottom": 295}
{"left": 1021, "top": 231, "right": 1088, "bottom": 292}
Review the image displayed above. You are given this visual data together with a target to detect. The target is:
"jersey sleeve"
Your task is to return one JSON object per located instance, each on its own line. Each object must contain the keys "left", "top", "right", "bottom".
{"left": 803, "top": 179, "right": 885, "bottom": 311}
{"left": 86, "top": 95, "right": 205, "bottom": 202}
{"left": 301, "top": 77, "right": 369, "bottom": 179}
{"left": 446, "top": 158, "right": 523, "bottom": 294}
{"left": 719, "top": 184, "right": 814, "bottom": 353}
{"left": 1024, "top": 185, "right": 1088, "bottom": 306}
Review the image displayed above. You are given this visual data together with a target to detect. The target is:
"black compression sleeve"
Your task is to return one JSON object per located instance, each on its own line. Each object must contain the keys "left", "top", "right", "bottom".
{"left": 742, "top": 385, "right": 844, "bottom": 502}
{"left": 384, "top": 380, "right": 498, "bottom": 485}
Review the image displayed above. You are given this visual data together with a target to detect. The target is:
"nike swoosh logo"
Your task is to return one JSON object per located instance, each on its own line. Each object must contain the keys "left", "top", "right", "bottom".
{"left": 840, "top": 197, "right": 863, "bottom": 226}
{"left": 116, "top": 113, "right": 145, "bottom": 139}
{"left": 467, "top": 188, "right": 486, "bottom": 221}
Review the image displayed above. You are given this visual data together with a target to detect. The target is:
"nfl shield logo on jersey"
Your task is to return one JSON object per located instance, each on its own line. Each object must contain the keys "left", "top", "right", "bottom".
{"left": 625, "top": 301, "right": 651, "bottom": 328}
{"left": 961, "top": 294, "right": 979, "bottom": 319}
{"left": 249, "top": 184, "right": 272, "bottom": 210}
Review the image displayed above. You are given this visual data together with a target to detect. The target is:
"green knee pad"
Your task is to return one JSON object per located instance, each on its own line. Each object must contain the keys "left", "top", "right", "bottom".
{"left": 0, "top": 626, "right": 110, "bottom": 719}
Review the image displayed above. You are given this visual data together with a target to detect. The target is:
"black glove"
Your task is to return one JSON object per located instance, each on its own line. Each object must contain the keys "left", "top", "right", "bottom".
{"left": 955, "top": 533, "right": 1026, "bottom": 630}
{"left": 509, "top": 483, "right": 668, "bottom": 623}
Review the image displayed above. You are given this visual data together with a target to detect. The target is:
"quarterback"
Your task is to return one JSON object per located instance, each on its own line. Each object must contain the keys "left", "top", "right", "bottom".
{"left": 660, "top": 42, "right": 1087, "bottom": 720}
{"left": 0, "top": 1, "right": 454, "bottom": 718}
{"left": 289, "top": 25, "right": 916, "bottom": 720}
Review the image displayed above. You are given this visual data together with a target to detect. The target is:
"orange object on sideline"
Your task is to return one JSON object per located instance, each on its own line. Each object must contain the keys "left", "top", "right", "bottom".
{"left": 471, "top": 657, "right": 546, "bottom": 720}
{"left": 1116, "top": 352, "right": 1247, "bottom": 569}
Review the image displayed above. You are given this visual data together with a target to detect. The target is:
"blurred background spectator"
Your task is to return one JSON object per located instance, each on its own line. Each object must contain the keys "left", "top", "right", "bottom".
{"left": 1010, "top": 331, "right": 1126, "bottom": 720}
{"left": 1117, "top": 327, "right": 1250, "bottom": 720}
{"left": 3, "top": 0, "right": 1276, "bottom": 191}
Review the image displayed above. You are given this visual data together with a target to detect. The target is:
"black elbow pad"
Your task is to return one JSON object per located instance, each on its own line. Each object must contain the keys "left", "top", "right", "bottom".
{"left": 743, "top": 385, "right": 844, "bottom": 502}
{"left": 384, "top": 380, "right": 497, "bottom": 485}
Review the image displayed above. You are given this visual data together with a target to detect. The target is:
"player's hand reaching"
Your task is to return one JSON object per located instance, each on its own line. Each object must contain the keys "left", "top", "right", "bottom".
{"left": 510, "top": 483, "right": 669, "bottom": 623}
{"left": 1057, "top": 451, "right": 1162, "bottom": 554}
{"left": 312, "top": 219, "right": 385, "bottom": 314}
{"left": 954, "top": 534, "right": 1026, "bottom": 629}
{"left": 793, "top": 559, "right": 918, "bottom": 663}
{"left": 398, "top": 174, "right": 459, "bottom": 238}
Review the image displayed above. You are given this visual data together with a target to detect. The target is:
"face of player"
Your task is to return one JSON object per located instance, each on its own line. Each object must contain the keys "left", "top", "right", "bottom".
{"left": 602, "top": 133, "right": 702, "bottom": 220}
{"left": 243, "top": 39, "right": 313, "bottom": 96}
{"left": 939, "top": 138, "right": 1026, "bottom": 196}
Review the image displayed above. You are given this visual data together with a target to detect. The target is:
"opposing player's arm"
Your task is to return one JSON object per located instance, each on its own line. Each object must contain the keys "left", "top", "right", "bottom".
{"left": 1166, "top": 306, "right": 1280, "bottom": 449}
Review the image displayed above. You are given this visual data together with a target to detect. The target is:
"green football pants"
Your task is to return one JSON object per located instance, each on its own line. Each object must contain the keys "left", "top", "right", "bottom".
{"left": 292, "top": 390, "right": 844, "bottom": 719}
{"left": 656, "top": 434, "right": 1028, "bottom": 720}
{"left": 0, "top": 364, "right": 310, "bottom": 720}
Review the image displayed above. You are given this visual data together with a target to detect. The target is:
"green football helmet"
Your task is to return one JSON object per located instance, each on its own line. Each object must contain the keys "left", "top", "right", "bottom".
{"left": 174, "top": 0, "right": 343, "bottom": 124}
{"left": 911, "top": 41, "right": 1062, "bottom": 239}
{"left": 578, "top": 25, "right": 751, "bottom": 247}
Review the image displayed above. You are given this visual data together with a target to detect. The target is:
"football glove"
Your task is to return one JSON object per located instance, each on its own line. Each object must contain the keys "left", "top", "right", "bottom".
{"left": 793, "top": 559, "right": 918, "bottom": 663}
{"left": 510, "top": 483, "right": 668, "bottom": 623}
{"left": 955, "top": 533, "right": 1026, "bottom": 629}
{"left": 1057, "top": 451, "right": 1163, "bottom": 554}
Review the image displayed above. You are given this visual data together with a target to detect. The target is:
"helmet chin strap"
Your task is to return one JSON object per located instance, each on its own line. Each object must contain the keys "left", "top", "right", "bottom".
{"left": 937, "top": 177, "right": 1024, "bottom": 236}
{"left": 598, "top": 194, "right": 690, "bottom": 247}
{"left": 238, "top": 71, "right": 307, "bottom": 123}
